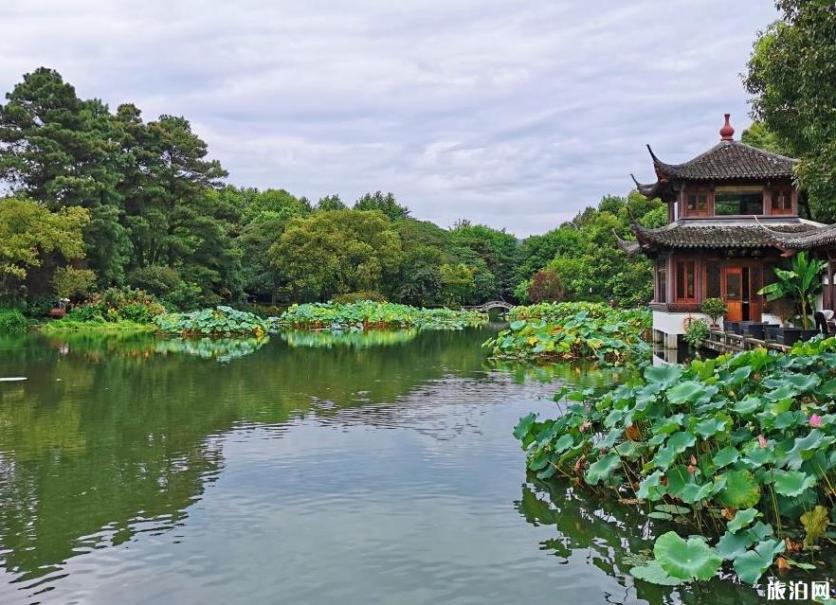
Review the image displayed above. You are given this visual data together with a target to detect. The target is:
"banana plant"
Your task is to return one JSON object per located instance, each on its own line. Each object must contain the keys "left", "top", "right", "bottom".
{"left": 758, "top": 252, "right": 826, "bottom": 330}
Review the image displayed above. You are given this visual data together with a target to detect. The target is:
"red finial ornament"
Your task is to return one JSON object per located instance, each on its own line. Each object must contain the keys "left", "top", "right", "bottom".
{"left": 720, "top": 113, "right": 734, "bottom": 141}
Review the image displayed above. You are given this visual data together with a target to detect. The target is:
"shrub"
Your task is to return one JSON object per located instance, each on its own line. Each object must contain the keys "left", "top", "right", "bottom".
{"left": 683, "top": 317, "right": 710, "bottom": 347}
{"left": 332, "top": 291, "right": 386, "bottom": 304}
{"left": 52, "top": 267, "right": 97, "bottom": 301}
{"left": 527, "top": 268, "right": 564, "bottom": 303}
{"left": 69, "top": 287, "right": 166, "bottom": 324}
{"left": 700, "top": 298, "right": 727, "bottom": 325}
{"left": 0, "top": 308, "right": 27, "bottom": 334}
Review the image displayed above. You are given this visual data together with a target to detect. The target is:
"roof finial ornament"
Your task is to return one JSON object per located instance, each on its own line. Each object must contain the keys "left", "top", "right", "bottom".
{"left": 720, "top": 113, "right": 734, "bottom": 141}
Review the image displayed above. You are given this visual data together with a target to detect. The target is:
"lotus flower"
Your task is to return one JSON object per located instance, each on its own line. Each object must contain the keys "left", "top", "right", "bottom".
{"left": 758, "top": 434, "right": 768, "bottom": 448}
{"left": 809, "top": 414, "right": 823, "bottom": 428}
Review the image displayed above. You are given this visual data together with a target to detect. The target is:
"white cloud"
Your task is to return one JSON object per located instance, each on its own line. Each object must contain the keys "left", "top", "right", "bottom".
{"left": 0, "top": 0, "right": 778, "bottom": 235}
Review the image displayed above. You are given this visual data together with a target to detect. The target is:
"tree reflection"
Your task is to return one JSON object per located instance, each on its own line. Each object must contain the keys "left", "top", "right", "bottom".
{"left": 0, "top": 328, "right": 496, "bottom": 581}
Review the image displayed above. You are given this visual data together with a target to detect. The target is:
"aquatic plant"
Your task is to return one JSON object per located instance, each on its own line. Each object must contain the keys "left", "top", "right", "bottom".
{"left": 514, "top": 337, "right": 836, "bottom": 586}
{"left": 155, "top": 306, "right": 270, "bottom": 337}
{"left": 277, "top": 301, "right": 487, "bottom": 331}
{"left": 484, "top": 302, "right": 651, "bottom": 365}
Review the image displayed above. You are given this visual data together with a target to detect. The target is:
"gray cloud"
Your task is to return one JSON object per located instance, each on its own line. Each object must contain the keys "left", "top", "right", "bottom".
{"left": 0, "top": 0, "right": 777, "bottom": 235}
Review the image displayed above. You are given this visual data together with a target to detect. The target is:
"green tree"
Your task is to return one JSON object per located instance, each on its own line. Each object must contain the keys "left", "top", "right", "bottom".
{"left": 439, "top": 263, "right": 475, "bottom": 306}
{"left": 0, "top": 197, "right": 89, "bottom": 297}
{"left": 449, "top": 222, "right": 518, "bottom": 300}
{"left": 740, "top": 121, "right": 785, "bottom": 154}
{"left": 316, "top": 194, "right": 347, "bottom": 211}
{"left": 744, "top": 1, "right": 836, "bottom": 221}
{"left": 270, "top": 210, "right": 402, "bottom": 301}
{"left": 0, "top": 68, "right": 130, "bottom": 283}
{"left": 354, "top": 191, "right": 410, "bottom": 221}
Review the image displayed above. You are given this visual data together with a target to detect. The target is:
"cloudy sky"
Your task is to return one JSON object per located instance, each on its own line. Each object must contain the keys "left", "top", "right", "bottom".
{"left": 0, "top": 1, "right": 778, "bottom": 236}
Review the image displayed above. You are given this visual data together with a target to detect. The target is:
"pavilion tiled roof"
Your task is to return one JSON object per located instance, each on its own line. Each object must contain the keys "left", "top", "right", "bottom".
{"left": 648, "top": 140, "right": 798, "bottom": 181}
{"left": 621, "top": 218, "right": 830, "bottom": 253}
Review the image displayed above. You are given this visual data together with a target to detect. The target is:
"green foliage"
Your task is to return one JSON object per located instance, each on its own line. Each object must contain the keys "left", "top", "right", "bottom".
{"left": 0, "top": 308, "right": 28, "bottom": 334}
{"left": 484, "top": 302, "right": 651, "bottom": 365}
{"left": 278, "top": 301, "right": 487, "bottom": 331}
{"left": 740, "top": 121, "right": 785, "bottom": 155}
{"left": 270, "top": 209, "right": 402, "bottom": 302}
{"left": 744, "top": 2, "right": 836, "bottom": 222}
{"left": 0, "top": 197, "right": 90, "bottom": 299}
{"left": 70, "top": 287, "right": 167, "bottom": 323}
{"left": 52, "top": 267, "right": 97, "bottom": 301}
{"left": 353, "top": 191, "right": 410, "bottom": 221}
{"left": 758, "top": 251, "right": 826, "bottom": 329}
{"left": 155, "top": 306, "right": 269, "bottom": 337}
{"left": 40, "top": 318, "right": 156, "bottom": 336}
{"left": 700, "top": 298, "right": 727, "bottom": 324}
{"left": 439, "top": 263, "right": 475, "bottom": 306}
{"left": 514, "top": 337, "right": 836, "bottom": 585}
{"left": 683, "top": 318, "right": 710, "bottom": 348}
{"left": 332, "top": 291, "right": 387, "bottom": 304}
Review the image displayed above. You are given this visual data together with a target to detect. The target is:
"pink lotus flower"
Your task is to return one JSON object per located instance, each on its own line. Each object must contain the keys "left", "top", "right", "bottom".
{"left": 758, "top": 434, "right": 768, "bottom": 448}
{"left": 809, "top": 414, "right": 823, "bottom": 428}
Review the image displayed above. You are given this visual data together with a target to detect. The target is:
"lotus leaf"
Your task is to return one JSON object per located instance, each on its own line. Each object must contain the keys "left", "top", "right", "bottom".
{"left": 653, "top": 531, "right": 722, "bottom": 581}
{"left": 732, "top": 539, "right": 785, "bottom": 584}
{"left": 727, "top": 509, "right": 760, "bottom": 533}
{"left": 770, "top": 469, "right": 816, "bottom": 497}
{"left": 717, "top": 470, "right": 761, "bottom": 509}
{"left": 585, "top": 453, "right": 621, "bottom": 485}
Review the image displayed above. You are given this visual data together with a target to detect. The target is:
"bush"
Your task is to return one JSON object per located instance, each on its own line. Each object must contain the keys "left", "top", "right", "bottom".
{"left": 0, "top": 308, "right": 27, "bottom": 334}
{"left": 527, "top": 268, "right": 564, "bottom": 303}
{"left": 700, "top": 298, "right": 727, "bottom": 325}
{"left": 332, "top": 291, "right": 386, "bottom": 304}
{"left": 69, "top": 287, "right": 166, "bottom": 324}
{"left": 52, "top": 267, "right": 97, "bottom": 301}
{"left": 683, "top": 317, "right": 710, "bottom": 348}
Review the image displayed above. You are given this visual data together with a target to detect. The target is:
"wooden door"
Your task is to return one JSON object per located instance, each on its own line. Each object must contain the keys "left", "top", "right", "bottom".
{"left": 724, "top": 266, "right": 743, "bottom": 322}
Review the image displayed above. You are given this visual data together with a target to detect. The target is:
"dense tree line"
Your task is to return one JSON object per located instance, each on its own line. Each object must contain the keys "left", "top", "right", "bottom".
{"left": 0, "top": 68, "right": 664, "bottom": 312}
{"left": 743, "top": 0, "right": 836, "bottom": 222}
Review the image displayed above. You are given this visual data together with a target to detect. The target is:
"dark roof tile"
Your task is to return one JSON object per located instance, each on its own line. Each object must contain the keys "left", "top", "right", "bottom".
{"left": 650, "top": 141, "right": 797, "bottom": 181}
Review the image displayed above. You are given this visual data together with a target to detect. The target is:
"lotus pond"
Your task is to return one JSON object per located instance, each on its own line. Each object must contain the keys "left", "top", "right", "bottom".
{"left": 0, "top": 327, "right": 809, "bottom": 604}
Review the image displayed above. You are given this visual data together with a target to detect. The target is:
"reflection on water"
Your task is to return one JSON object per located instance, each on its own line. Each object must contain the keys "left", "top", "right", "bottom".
{"left": 0, "top": 329, "right": 751, "bottom": 604}
{"left": 280, "top": 328, "right": 419, "bottom": 349}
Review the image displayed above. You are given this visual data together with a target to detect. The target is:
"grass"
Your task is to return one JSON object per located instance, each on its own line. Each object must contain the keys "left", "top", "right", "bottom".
{"left": 39, "top": 318, "right": 157, "bottom": 336}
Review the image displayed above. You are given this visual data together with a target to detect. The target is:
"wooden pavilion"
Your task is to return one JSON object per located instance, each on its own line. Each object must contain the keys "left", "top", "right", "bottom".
{"left": 620, "top": 114, "right": 836, "bottom": 347}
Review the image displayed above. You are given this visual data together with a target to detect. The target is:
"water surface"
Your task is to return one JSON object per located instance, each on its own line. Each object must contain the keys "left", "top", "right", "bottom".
{"left": 0, "top": 329, "right": 758, "bottom": 604}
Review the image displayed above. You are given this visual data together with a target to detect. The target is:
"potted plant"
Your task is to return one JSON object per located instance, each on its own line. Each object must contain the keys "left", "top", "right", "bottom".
{"left": 759, "top": 252, "right": 827, "bottom": 345}
{"left": 700, "top": 297, "right": 726, "bottom": 328}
